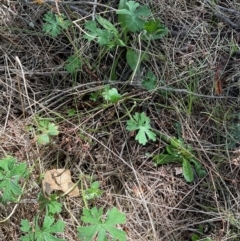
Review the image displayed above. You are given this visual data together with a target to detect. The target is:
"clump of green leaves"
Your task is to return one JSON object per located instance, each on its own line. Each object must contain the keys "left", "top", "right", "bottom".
{"left": 153, "top": 137, "right": 206, "bottom": 182}
{"left": 117, "top": 0, "right": 151, "bottom": 32}
{"left": 83, "top": 181, "right": 103, "bottom": 201}
{"left": 38, "top": 193, "right": 62, "bottom": 215}
{"left": 0, "top": 156, "right": 28, "bottom": 204}
{"left": 78, "top": 207, "right": 127, "bottom": 241}
{"left": 43, "top": 12, "right": 72, "bottom": 37}
{"left": 126, "top": 112, "right": 156, "bottom": 145}
{"left": 35, "top": 119, "right": 59, "bottom": 145}
{"left": 102, "top": 85, "right": 122, "bottom": 103}
{"left": 142, "top": 19, "right": 168, "bottom": 40}
{"left": 20, "top": 216, "right": 66, "bottom": 241}
{"left": 83, "top": 0, "right": 167, "bottom": 80}
{"left": 84, "top": 15, "right": 125, "bottom": 49}
{"left": 65, "top": 54, "right": 82, "bottom": 74}
{"left": 141, "top": 71, "right": 157, "bottom": 90}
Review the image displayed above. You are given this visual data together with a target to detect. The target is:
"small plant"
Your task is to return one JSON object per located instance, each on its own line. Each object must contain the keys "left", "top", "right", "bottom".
{"left": 35, "top": 119, "right": 59, "bottom": 145}
{"left": 20, "top": 215, "right": 66, "bottom": 241}
{"left": 83, "top": 15, "right": 125, "bottom": 49}
{"left": 102, "top": 85, "right": 122, "bottom": 103}
{"left": 67, "top": 108, "right": 76, "bottom": 117}
{"left": 65, "top": 54, "right": 82, "bottom": 74}
{"left": 83, "top": 181, "right": 103, "bottom": 201}
{"left": 153, "top": 137, "right": 206, "bottom": 182}
{"left": 83, "top": 0, "right": 167, "bottom": 79}
{"left": 38, "top": 193, "right": 62, "bottom": 215}
{"left": 117, "top": 0, "right": 151, "bottom": 33}
{"left": 43, "top": 12, "right": 72, "bottom": 37}
{"left": 77, "top": 207, "right": 127, "bottom": 241}
{"left": 141, "top": 70, "right": 157, "bottom": 90}
{"left": 126, "top": 112, "right": 156, "bottom": 145}
{"left": 0, "top": 156, "right": 28, "bottom": 204}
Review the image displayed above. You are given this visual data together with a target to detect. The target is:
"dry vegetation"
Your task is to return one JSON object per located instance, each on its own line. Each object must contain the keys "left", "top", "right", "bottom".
{"left": 0, "top": 0, "right": 240, "bottom": 240}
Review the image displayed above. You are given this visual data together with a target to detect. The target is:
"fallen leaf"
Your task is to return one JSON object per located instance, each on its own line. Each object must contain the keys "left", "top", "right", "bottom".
{"left": 42, "top": 169, "right": 80, "bottom": 197}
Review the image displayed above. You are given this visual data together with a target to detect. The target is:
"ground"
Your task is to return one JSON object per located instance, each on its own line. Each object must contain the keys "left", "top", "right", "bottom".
{"left": 0, "top": 0, "right": 240, "bottom": 240}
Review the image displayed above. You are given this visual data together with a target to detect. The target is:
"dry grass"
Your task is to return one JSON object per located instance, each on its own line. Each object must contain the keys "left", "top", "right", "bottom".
{"left": 0, "top": 0, "right": 240, "bottom": 240}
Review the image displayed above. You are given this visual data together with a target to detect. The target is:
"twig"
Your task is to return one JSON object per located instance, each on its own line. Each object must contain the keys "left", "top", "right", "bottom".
{"left": 92, "top": 0, "right": 97, "bottom": 20}
{"left": 204, "top": 0, "right": 240, "bottom": 30}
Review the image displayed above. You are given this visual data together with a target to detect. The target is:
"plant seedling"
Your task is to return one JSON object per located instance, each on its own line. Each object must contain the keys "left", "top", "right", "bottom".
{"left": 35, "top": 119, "right": 59, "bottom": 145}
{"left": 117, "top": 0, "right": 151, "bottom": 33}
{"left": 43, "top": 12, "right": 72, "bottom": 37}
{"left": 153, "top": 137, "right": 206, "bottom": 182}
{"left": 65, "top": 54, "right": 82, "bottom": 74}
{"left": 78, "top": 207, "right": 127, "bottom": 241}
{"left": 83, "top": 15, "right": 125, "bottom": 49}
{"left": 38, "top": 193, "right": 62, "bottom": 215}
{"left": 102, "top": 85, "right": 122, "bottom": 103}
{"left": 83, "top": 181, "right": 103, "bottom": 201}
{"left": 126, "top": 112, "right": 156, "bottom": 145}
{"left": 141, "top": 70, "right": 157, "bottom": 90}
{"left": 20, "top": 215, "right": 66, "bottom": 241}
{"left": 0, "top": 156, "right": 28, "bottom": 204}
{"left": 142, "top": 19, "right": 168, "bottom": 40}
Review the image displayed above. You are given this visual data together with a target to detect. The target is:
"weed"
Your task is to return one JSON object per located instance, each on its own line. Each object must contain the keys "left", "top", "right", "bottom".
{"left": 65, "top": 54, "right": 82, "bottom": 74}
{"left": 83, "top": 181, "right": 103, "bottom": 201}
{"left": 102, "top": 85, "right": 122, "bottom": 103}
{"left": 35, "top": 119, "right": 59, "bottom": 145}
{"left": 83, "top": 15, "right": 125, "bottom": 49}
{"left": 83, "top": 0, "right": 167, "bottom": 79}
{"left": 0, "top": 156, "right": 28, "bottom": 204}
{"left": 126, "top": 112, "right": 156, "bottom": 145}
{"left": 77, "top": 207, "right": 127, "bottom": 241}
{"left": 42, "top": 12, "right": 72, "bottom": 37}
{"left": 141, "top": 70, "right": 158, "bottom": 90}
{"left": 38, "top": 193, "right": 62, "bottom": 215}
{"left": 153, "top": 137, "right": 206, "bottom": 182}
{"left": 20, "top": 215, "right": 66, "bottom": 241}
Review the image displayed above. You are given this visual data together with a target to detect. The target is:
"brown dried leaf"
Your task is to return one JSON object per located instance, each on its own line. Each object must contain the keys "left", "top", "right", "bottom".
{"left": 42, "top": 169, "right": 80, "bottom": 197}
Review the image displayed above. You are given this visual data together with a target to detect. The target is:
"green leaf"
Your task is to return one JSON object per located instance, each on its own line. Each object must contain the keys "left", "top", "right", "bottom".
{"left": 37, "top": 133, "right": 50, "bottom": 145}
{"left": 142, "top": 71, "right": 157, "bottom": 90}
{"left": 189, "top": 159, "right": 207, "bottom": 178}
{"left": 67, "top": 109, "right": 76, "bottom": 117}
{"left": 65, "top": 54, "right": 82, "bottom": 74}
{"left": 0, "top": 156, "right": 27, "bottom": 204}
{"left": 84, "top": 182, "right": 103, "bottom": 200}
{"left": 36, "top": 120, "right": 59, "bottom": 145}
{"left": 166, "top": 145, "right": 179, "bottom": 156}
{"left": 102, "top": 85, "right": 122, "bottom": 103}
{"left": 116, "top": 1, "right": 151, "bottom": 32}
{"left": 126, "top": 112, "right": 156, "bottom": 145}
{"left": 84, "top": 18, "right": 123, "bottom": 49}
{"left": 191, "top": 233, "right": 200, "bottom": 241}
{"left": 153, "top": 154, "right": 182, "bottom": 165}
{"left": 118, "top": 0, "right": 127, "bottom": 29}
{"left": 20, "top": 219, "right": 31, "bottom": 233}
{"left": 182, "top": 159, "right": 194, "bottom": 182}
{"left": 78, "top": 207, "right": 127, "bottom": 241}
{"left": 20, "top": 216, "right": 66, "bottom": 241}
{"left": 43, "top": 12, "right": 71, "bottom": 37}
{"left": 38, "top": 193, "right": 62, "bottom": 215}
{"left": 142, "top": 19, "right": 168, "bottom": 40}
{"left": 47, "top": 123, "right": 59, "bottom": 136}
{"left": 126, "top": 48, "right": 141, "bottom": 73}
{"left": 96, "top": 16, "right": 118, "bottom": 35}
